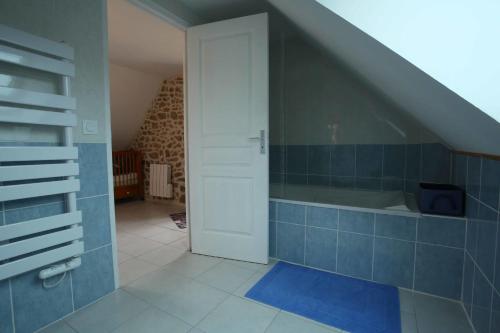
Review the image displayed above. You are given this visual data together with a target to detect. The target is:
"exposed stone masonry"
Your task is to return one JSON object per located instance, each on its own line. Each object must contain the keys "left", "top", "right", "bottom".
{"left": 131, "top": 75, "right": 185, "bottom": 203}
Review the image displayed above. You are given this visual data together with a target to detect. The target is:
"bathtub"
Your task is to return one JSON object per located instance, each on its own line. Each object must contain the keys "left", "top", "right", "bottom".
{"left": 270, "top": 183, "right": 418, "bottom": 214}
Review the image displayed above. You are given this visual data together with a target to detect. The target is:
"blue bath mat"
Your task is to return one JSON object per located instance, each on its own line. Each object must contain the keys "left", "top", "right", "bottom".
{"left": 246, "top": 262, "right": 401, "bottom": 333}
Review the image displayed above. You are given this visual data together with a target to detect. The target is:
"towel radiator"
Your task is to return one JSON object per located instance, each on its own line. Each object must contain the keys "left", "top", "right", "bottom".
{"left": 0, "top": 24, "right": 84, "bottom": 281}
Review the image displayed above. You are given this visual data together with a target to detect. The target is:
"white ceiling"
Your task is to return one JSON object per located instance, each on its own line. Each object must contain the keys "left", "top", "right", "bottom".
{"left": 107, "top": 0, "right": 184, "bottom": 77}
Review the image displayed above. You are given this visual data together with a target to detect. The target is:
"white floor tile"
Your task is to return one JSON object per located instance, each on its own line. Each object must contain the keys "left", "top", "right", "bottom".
{"left": 169, "top": 237, "right": 190, "bottom": 250}
{"left": 124, "top": 269, "right": 187, "bottom": 303}
{"left": 65, "top": 290, "right": 149, "bottom": 333}
{"left": 399, "top": 289, "right": 416, "bottom": 314}
{"left": 118, "top": 251, "right": 133, "bottom": 264}
{"left": 164, "top": 253, "right": 223, "bottom": 278}
{"left": 223, "top": 258, "right": 268, "bottom": 272}
{"left": 413, "top": 293, "right": 473, "bottom": 333}
{"left": 197, "top": 296, "right": 278, "bottom": 333}
{"left": 37, "top": 321, "right": 77, "bottom": 333}
{"left": 148, "top": 229, "right": 186, "bottom": 244}
{"left": 195, "top": 261, "right": 256, "bottom": 293}
{"left": 401, "top": 312, "right": 418, "bottom": 333}
{"left": 119, "top": 258, "right": 160, "bottom": 286}
{"left": 118, "top": 236, "right": 163, "bottom": 256}
{"left": 137, "top": 245, "right": 187, "bottom": 267}
{"left": 121, "top": 223, "right": 169, "bottom": 238}
{"left": 233, "top": 270, "right": 267, "bottom": 297}
{"left": 265, "top": 311, "right": 341, "bottom": 333}
{"left": 152, "top": 279, "right": 229, "bottom": 326}
{"left": 111, "top": 307, "right": 191, "bottom": 333}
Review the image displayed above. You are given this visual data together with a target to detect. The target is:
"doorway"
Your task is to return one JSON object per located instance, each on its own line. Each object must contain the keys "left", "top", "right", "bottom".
{"left": 107, "top": 0, "right": 188, "bottom": 286}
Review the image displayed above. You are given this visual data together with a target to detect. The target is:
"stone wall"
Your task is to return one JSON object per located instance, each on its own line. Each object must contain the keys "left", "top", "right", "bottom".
{"left": 131, "top": 75, "right": 185, "bottom": 203}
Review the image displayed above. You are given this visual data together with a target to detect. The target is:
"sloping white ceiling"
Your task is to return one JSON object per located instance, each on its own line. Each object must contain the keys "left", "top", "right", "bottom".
{"left": 269, "top": 0, "right": 500, "bottom": 155}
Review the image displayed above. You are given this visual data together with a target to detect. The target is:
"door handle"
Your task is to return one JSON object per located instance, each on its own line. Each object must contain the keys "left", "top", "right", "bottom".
{"left": 248, "top": 130, "right": 265, "bottom": 154}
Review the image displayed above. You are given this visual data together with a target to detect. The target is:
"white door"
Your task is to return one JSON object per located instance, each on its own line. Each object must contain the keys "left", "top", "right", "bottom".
{"left": 187, "top": 13, "right": 269, "bottom": 264}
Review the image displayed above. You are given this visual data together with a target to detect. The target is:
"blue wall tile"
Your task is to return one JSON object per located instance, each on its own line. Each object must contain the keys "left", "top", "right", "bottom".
{"left": 4, "top": 194, "right": 64, "bottom": 211}
{"left": 305, "top": 227, "right": 337, "bottom": 272}
{"left": 269, "top": 201, "right": 277, "bottom": 221}
{"left": 276, "top": 222, "right": 305, "bottom": 264}
{"left": 0, "top": 281, "right": 13, "bottom": 333}
{"left": 72, "top": 245, "right": 115, "bottom": 309}
{"left": 375, "top": 214, "right": 416, "bottom": 241}
{"left": 373, "top": 238, "right": 414, "bottom": 289}
{"left": 270, "top": 172, "right": 284, "bottom": 184}
{"left": 417, "top": 216, "right": 465, "bottom": 248}
{"left": 286, "top": 145, "right": 307, "bottom": 174}
{"left": 4, "top": 201, "right": 65, "bottom": 225}
{"left": 462, "top": 253, "right": 474, "bottom": 317}
{"left": 307, "top": 206, "right": 338, "bottom": 229}
{"left": 496, "top": 215, "right": 500, "bottom": 292}
{"left": 405, "top": 180, "right": 418, "bottom": 195}
{"left": 339, "top": 210, "right": 374, "bottom": 235}
{"left": 471, "top": 268, "right": 492, "bottom": 333}
{"left": 467, "top": 156, "right": 481, "bottom": 199}
{"left": 286, "top": 174, "right": 307, "bottom": 185}
{"left": 277, "top": 202, "right": 305, "bottom": 225}
{"left": 77, "top": 195, "right": 111, "bottom": 251}
{"left": 383, "top": 145, "right": 405, "bottom": 178}
{"left": 414, "top": 243, "right": 463, "bottom": 299}
{"left": 11, "top": 269, "right": 73, "bottom": 333}
{"left": 269, "top": 221, "right": 277, "bottom": 257}
{"left": 491, "top": 292, "right": 500, "bottom": 333}
{"left": 382, "top": 178, "right": 404, "bottom": 191}
{"left": 308, "top": 175, "right": 330, "bottom": 186}
{"left": 480, "top": 157, "right": 500, "bottom": 211}
{"left": 453, "top": 154, "right": 467, "bottom": 190}
{"left": 356, "top": 144, "right": 383, "bottom": 178}
{"left": 473, "top": 203, "right": 498, "bottom": 282}
{"left": 308, "top": 145, "right": 330, "bottom": 175}
{"left": 421, "top": 143, "right": 451, "bottom": 183}
{"left": 77, "top": 143, "right": 109, "bottom": 198}
{"left": 405, "top": 144, "right": 421, "bottom": 181}
{"left": 337, "top": 232, "right": 373, "bottom": 280}
{"left": 331, "top": 176, "right": 354, "bottom": 189}
{"left": 269, "top": 145, "right": 284, "bottom": 173}
{"left": 355, "top": 177, "right": 382, "bottom": 191}
{"left": 331, "top": 145, "right": 355, "bottom": 177}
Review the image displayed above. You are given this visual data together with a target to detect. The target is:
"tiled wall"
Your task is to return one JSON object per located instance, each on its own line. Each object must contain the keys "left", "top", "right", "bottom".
{"left": 269, "top": 200, "right": 466, "bottom": 300}
{"left": 453, "top": 153, "right": 500, "bottom": 333}
{"left": 0, "top": 143, "right": 115, "bottom": 333}
{"left": 270, "top": 143, "right": 452, "bottom": 193}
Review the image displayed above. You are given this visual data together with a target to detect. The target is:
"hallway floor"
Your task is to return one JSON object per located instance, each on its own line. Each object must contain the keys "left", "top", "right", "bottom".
{"left": 37, "top": 201, "right": 473, "bottom": 333}
{"left": 115, "top": 200, "right": 189, "bottom": 286}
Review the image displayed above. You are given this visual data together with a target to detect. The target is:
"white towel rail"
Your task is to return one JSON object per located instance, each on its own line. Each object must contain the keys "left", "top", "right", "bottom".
{"left": 0, "top": 106, "right": 77, "bottom": 126}
{"left": 0, "top": 44, "right": 75, "bottom": 76}
{"left": 0, "top": 146, "right": 78, "bottom": 162}
{"left": 0, "top": 87, "right": 76, "bottom": 110}
{"left": 0, "top": 24, "right": 83, "bottom": 282}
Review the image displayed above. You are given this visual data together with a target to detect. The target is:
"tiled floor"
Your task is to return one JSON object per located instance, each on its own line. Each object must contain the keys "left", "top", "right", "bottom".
{"left": 36, "top": 201, "right": 474, "bottom": 333}
{"left": 114, "top": 201, "right": 189, "bottom": 286}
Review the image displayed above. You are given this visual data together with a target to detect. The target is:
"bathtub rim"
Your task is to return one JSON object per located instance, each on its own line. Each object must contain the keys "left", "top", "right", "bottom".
{"left": 270, "top": 197, "right": 466, "bottom": 220}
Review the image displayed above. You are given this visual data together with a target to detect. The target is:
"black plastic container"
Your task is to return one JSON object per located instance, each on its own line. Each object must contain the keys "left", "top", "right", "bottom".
{"left": 417, "top": 183, "right": 465, "bottom": 217}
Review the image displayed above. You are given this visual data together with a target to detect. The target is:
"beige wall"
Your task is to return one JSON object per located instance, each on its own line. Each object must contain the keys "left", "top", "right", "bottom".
{"left": 109, "top": 63, "right": 165, "bottom": 150}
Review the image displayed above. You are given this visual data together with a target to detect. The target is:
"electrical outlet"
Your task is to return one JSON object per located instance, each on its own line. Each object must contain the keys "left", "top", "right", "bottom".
{"left": 82, "top": 120, "right": 98, "bottom": 135}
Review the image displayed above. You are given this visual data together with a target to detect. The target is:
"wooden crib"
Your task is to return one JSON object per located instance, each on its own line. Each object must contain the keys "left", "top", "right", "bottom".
{"left": 112, "top": 150, "right": 144, "bottom": 200}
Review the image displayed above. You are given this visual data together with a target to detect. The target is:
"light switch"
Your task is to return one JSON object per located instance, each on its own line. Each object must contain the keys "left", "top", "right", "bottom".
{"left": 82, "top": 120, "right": 98, "bottom": 135}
